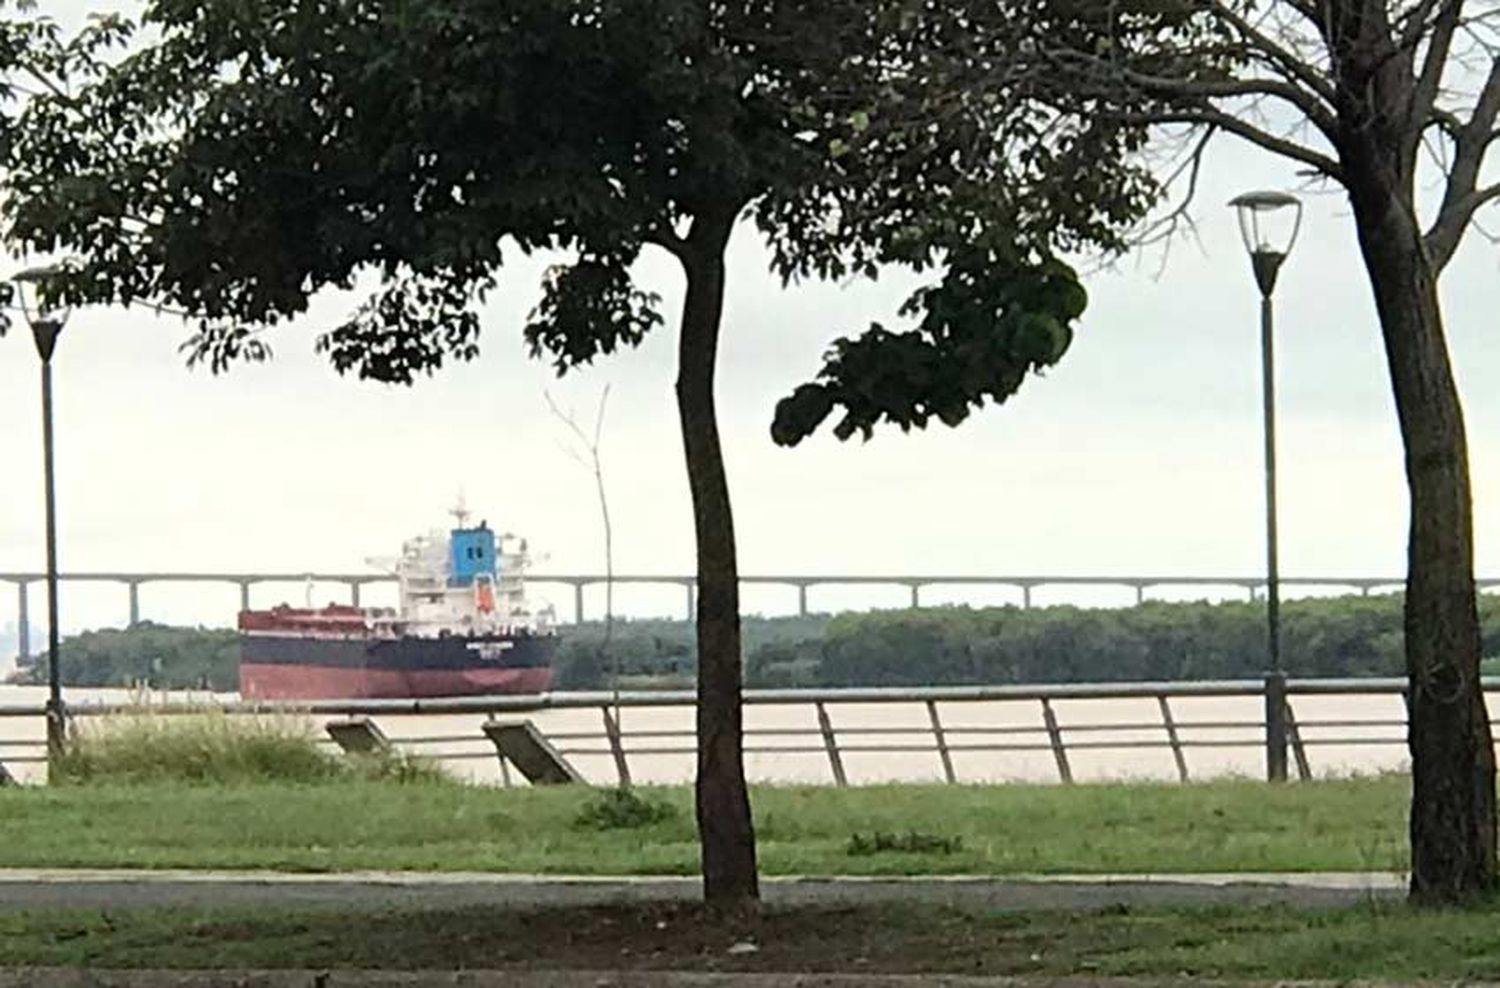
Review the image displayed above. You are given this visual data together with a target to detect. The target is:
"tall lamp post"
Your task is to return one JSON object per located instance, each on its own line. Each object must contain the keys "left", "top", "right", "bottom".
{"left": 1229, "top": 191, "right": 1303, "bottom": 783}
{"left": 14, "top": 266, "right": 73, "bottom": 773}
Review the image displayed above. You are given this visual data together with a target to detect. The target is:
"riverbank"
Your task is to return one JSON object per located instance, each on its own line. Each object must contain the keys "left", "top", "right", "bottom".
{"left": 0, "top": 776, "right": 1407, "bottom": 875}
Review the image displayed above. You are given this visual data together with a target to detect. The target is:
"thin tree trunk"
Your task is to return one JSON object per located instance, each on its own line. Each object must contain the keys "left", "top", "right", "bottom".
{"left": 676, "top": 205, "right": 758, "bottom": 907}
{"left": 1347, "top": 172, "right": 1497, "bottom": 902}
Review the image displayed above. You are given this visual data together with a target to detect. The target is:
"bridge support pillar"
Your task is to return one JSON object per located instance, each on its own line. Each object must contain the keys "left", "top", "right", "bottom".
{"left": 237, "top": 581, "right": 251, "bottom": 614}
{"left": 685, "top": 583, "right": 696, "bottom": 622}
{"left": 908, "top": 584, "right": 919, "bottom": 609}
{"left": 349, "top": 581, "right": 361, "bottom": 607}
{"left": 15, "top": 582, "right": 29, "bottom": 668}
{"left": 127, "top": 581, "right": 140, "bottom": 627}
{"left": 797, "top": 583, "right": 808, "bottom": 617}
{"left": 573, "top": 583, "right": 585, "bottom": 625}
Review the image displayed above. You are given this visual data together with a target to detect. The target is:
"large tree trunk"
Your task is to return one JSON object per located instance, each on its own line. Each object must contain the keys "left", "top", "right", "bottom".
{"left": 1345, "top": 168, "right": 1496, "bottom": 902}
{"left": 676, "top": 206, "right": 759, "bottom": 908}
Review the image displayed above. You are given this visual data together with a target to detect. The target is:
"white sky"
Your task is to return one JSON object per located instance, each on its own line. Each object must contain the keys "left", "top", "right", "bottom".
{"left": 3, "top": 4, "right": 1500, "bottom": 641}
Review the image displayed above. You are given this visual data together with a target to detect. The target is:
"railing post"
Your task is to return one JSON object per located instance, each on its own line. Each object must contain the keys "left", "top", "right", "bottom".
{"left": 815, "top": 701, "right": 847, "bottom": 786}
{"left": 601, "top": 705, "right": 632, "bottom": 788}
{"left": 1040, "top": 698, "right": 1072, "bottom": 784}
{"left": 1283, "top": 698, "right": 1311, "bottom": 781}
{"left": 1265, "top": 672, "right": 1289, "bottom": 783}
{"left": 926, "top": 699, "right": 956, "bottom": 784}
{"left": 1157, "top": 695, "right": 1189, "bottom": 782}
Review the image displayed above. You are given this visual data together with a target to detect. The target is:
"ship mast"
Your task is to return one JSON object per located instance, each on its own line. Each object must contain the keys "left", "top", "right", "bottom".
{"left": 450, "top": 492, "right": 471, "bottom": 529}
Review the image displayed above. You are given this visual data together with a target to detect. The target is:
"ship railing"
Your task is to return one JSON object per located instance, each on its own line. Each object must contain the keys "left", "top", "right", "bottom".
{"left": 0, "top": 676, "right": 1458, "bottom": 786}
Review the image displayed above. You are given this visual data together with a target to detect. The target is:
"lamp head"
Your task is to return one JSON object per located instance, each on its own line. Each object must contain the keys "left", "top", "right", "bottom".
{"left": 1229, "top": 191, "right": 1302, "bottom": 296}
{"left": 13, "top": 265, "right": 72, "bottom": 362}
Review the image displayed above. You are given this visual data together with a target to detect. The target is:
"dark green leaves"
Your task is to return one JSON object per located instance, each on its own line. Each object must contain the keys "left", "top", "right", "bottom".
{"left": 524, "top": 255, "right": 665, "bottom": 374}
{"left": 772, "top": 249, "right": 1088, "bottom": 445}
{"left": 314, "top": 272, "right": 491, "bottom": 384}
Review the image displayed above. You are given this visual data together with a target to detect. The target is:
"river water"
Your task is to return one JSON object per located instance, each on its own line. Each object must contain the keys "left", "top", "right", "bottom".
{"left": 0, "top": 684, "right": 1440, "bottom": 787}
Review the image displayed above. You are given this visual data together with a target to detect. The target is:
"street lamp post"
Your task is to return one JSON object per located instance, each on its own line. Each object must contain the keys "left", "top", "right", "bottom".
{"left": 14, "top": 266, "right": 73, "bottom": 774}
{"left": 1229, "top": 191, "right": 1303, "bottom": 784}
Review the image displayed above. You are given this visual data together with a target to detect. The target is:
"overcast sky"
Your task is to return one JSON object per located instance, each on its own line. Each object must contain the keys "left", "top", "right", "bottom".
{"left": 3, "top": 5, "right": 1500, "bottom": 639}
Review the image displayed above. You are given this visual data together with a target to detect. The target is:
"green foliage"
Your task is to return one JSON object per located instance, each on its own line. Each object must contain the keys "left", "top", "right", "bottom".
{"left": 554, "top": 614, "right": 830, "bottom": 690}
{"left": 57, "top": 709, "right": 344, "bottom": 786}
{"left": 573, "top": 787, "right": 679, "bottom": 831}
{"left": 41, "top": 593, "right": 1500, "bottom": 693}
{"left": 813, "top": 595, "right": 1457, "bottom": 686}
{"left": 0, "top": 1, "right": 1158, "bottom": 404}
{"left": 773, "top": 251, "right": 1088, "bottom": 444}
{"left": 545, "top": 593, "right": 1500, "bottom": 688}
{"left": 9, "top": 622, "right": 237, "bottom": 691}
{"left": 55, "top": 708, "right": 448, "bottom": 787}
{"left": 846, "top": 831, "right": 964, "bottom": 856}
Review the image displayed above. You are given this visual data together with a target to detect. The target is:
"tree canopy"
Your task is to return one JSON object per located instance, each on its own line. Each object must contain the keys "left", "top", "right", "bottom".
{"left": 1, "top": 1, "right": 1159, "bottom": 391}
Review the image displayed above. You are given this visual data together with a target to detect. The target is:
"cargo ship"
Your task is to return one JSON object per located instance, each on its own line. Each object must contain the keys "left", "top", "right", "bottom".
{"left": 238, "top": 503, "right": 558, "bottom": 699}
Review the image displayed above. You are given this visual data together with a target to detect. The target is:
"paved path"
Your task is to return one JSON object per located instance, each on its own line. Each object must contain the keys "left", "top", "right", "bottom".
{"left": 0, "top": 869, "right": 1406, "bottom": 912}
{"left": 0, "top": 973, "right": 1473, "bottom": 988}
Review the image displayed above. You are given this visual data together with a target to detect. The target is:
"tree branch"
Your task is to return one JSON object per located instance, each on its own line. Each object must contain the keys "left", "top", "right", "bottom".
{"left": 1110, "top": 61, "right": 1339, "bottom": 140}
{"left": 645, "top": 226, "right": 688, "bottom": 259}
{"left": 1400, "top": 0, "right": 1446, "bottom": 53}
{"left": 1427, "top": 55, "right": 1500, "bottom": 268}
{"left": 1112, "top": 106, "right": 1345, "bottom": 182}
{"left": 1202, "top": 0, "right": 1339, "bottom": 111}
{"left": 1411, "top": 1, "right": 1465, "bottom": 148}
{"left": 1427, "top": 179, "right": 1500, "bottom": 266}
{"left": 22, "top": 64, "right": 72, "bottom": 102}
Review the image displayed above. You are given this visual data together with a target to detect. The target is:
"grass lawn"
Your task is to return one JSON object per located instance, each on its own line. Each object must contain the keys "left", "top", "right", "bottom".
{"left": 3, "top": 898, "right": 1498, "bottom": 978}
{"left": 0, "top": 775, "right": 1408, "bottom": 875}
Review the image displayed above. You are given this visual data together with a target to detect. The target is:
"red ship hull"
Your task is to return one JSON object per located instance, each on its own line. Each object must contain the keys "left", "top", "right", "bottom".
{"left": 238, "top": 605, "right": 557, "bottom": 700}
{"left": 239, "top": 662, "right": 554, "bottom": 700}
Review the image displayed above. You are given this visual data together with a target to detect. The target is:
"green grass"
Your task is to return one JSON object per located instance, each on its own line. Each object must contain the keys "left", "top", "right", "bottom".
{"left": 55, "top": 707, "right": 446, "bottom": 786}
{"left": 4, "top": 898, "right": 1499, "bottom": 978}
{"left": 0, "top": 775, "right": 1409, "bottom": 875}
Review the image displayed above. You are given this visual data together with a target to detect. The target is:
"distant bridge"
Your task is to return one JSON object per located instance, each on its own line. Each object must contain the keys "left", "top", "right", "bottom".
{"left": 2, "top": 569, "right": 1490, "bottom": 666}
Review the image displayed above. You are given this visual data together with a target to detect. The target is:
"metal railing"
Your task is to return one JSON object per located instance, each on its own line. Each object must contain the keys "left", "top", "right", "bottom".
{"left": 0, "top": 676, "right": 1469, "bottom": 786}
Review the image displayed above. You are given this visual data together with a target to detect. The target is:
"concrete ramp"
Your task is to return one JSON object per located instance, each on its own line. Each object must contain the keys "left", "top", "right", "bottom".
{"left": 325, "top": 716, "right": 392, "bottom": 756}
{"left": 483, "top": 720, "right": 584, "bottom": 785}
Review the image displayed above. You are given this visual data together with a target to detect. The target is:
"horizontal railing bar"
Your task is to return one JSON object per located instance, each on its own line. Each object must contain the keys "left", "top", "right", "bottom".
{"left": 1289, "top": 719, "right": 1407, "bottom": 729}
{"left": 1296, "top": 737, "right": 1404, "bottom": 747}
{"left": 6, "top": 678, "right": 1500, "bottom": 719}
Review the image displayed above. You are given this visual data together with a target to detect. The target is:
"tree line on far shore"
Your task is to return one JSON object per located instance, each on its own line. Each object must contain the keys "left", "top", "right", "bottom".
{"left": 16, "top": 593, "right": 1500, "bottom": 693}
